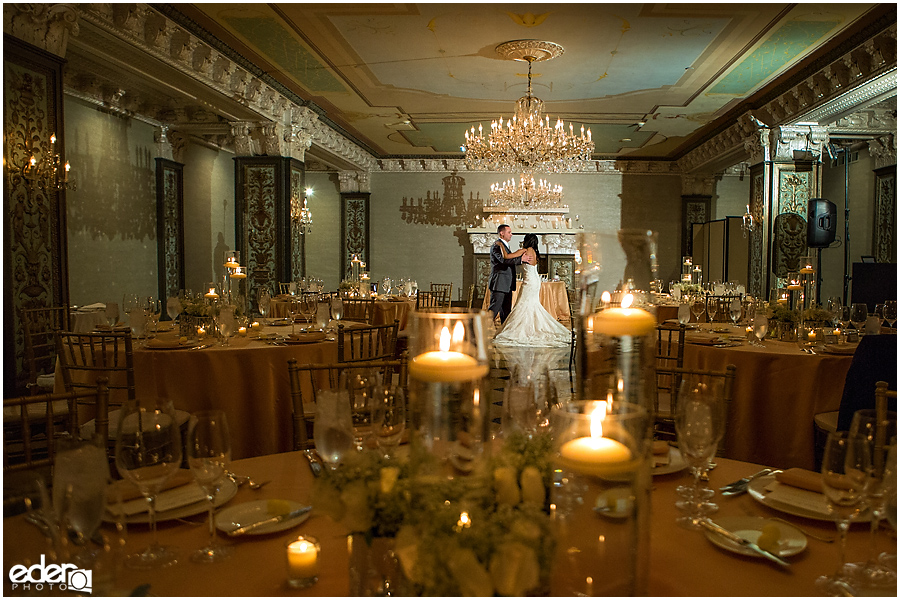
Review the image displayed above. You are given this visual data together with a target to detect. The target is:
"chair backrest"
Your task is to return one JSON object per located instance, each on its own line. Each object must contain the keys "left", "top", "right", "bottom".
{"left": 343, "top": 298, "right": 375, "bottom": 324}
{"left": 337, "top": 320, "right": 400, "bottom": 363}
{"left": 416, "top": 290, "right": 445, "bottom": 311}
{"left": 20, "top": 306, "right": 69, "bottom": 391}
{"left": 466, "top": 284, "right": 477, "bottom": 309}
{"left": 430, "top": 282, "right": 452, "bottom": 298}
{"left": 874, "top": 380, "right": 897, "bottom": 472}
{"left": 56, "top": 331, "right": 136, "bottom": 406}
{"left": 286, "top": 357, "right": 407, "bottom": 451}
{"left": 653, "top": 364, "right": 737, "bottom": 443}
{"left": 279, "top": 282, "right": 293, "bottom": 295}
{"left": 656, "top": 323, "right": 686, "bottom": 371}
{"left": 3, "top": 379, "right": 110, "bottom": 472}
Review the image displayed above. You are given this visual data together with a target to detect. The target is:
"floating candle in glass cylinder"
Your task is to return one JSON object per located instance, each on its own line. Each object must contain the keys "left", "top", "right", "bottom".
{"left": 557, "top": 401, "right": 634, "bottom": 476}
{"left": 223, "top": 250, "right": 240, "bottom": 269}
{"left": 230, "top": 266, "right": 247, "bottom": 279}
{"left": 592, "top": 293, "right": 655, "bottom": 337}
{"left": 285, "top": 535, "right": 319, "bottom": 589}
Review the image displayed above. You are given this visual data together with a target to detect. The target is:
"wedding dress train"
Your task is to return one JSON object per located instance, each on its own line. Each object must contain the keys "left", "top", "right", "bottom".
{"left": 493, "top": 263, "right": 571, "bottom": 347}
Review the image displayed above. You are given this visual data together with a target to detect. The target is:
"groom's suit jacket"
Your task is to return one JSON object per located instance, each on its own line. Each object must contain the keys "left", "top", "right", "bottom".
{"left": 489, "top": 240, "right": 521, "bottom": 293}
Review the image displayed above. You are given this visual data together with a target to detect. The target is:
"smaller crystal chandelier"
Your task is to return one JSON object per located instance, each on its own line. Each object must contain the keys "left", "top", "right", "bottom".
{"left": 741, "top": 204, "right": 756, "bottom": 237}
{"left": 488, "top": 173, "right": 563, "bottom": 209}
{"left": 5, "top": 132, "right": 76, "bottom": 192}
{"left": 292, "top": 187, "right": 313, "bottom": 234}
{"left": 463, "top": 40, "right": 593, "bottom": 174}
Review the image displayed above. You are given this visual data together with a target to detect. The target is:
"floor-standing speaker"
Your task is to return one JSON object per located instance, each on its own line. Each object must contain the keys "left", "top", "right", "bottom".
{"left": 807, "top": 198, "right": 837, "bottom": 247}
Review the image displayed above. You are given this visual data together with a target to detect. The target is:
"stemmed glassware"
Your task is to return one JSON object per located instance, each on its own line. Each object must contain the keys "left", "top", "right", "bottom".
{"left": 372, "top": 385, "right": 406, "bottom": 457}
{"left": 827, "top": 297, "right": 843, "bottom": 328}
{"left": 345, "top": 370, "right": 377, "bottom": 452}
{"left": 114, "top": 396, "right": 183, "bottom": 568}
{"left": 313, "top": 390, "right": 354, "bottom": 470}
{"left": 53, "top": 437, "right": 110, "bottom": 564}
{"left": 166, "top": 296, "right": 182, "bottom": 322}
{"left": 883, "top": 301, "right": 896, "bottom": 330}
{"left": 187, "top": 410, "right": 233, "bottom": 563}
{"left": 330, "top": 296, "right": 344, "bottom": 326}
{"left": 690, "top": 294, "right": 706, "bottom": 324}
{"left": 847, "top": 409, "right": 898, "bottom": 591}
{"left": 301, "top": 295, "right": 318, "bottom": 328}
{"left": 728, "top": 297, "right": 742, "bottom": 326}
{"left": 750, "top": 305, "right": 768, "bottom": 347}
{"left": 124, "top": 294, "right": 147, "bottom": 341}
{"left": 706, "top": 299, "right": 718, "bottom": 324}
{"left": 257, "top": 288, "right": 271, "bottom": 324}
{"left": 105, "top": 302, "right": 120, "bottom": 328}
{"left": 816, "top": 431, "right": 870, "bottom": 595}
{"left": 216, "top": 306, "right": 235, "bottom": 345}
{"left": 674, "top": 376, "right": 725, "bottom": 529}
{"left": 850, "top": 303, "right": 869, "bottom": 332}
{"left": 381, "top": 277, "right": 393, "bottom": 297}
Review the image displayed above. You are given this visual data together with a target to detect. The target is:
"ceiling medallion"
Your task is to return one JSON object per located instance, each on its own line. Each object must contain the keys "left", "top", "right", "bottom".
{"left": 463, "top": 40, "right": 593, "bottom": 175}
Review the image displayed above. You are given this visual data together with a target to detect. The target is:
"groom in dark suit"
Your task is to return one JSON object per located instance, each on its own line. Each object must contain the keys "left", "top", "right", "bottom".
{"left": 489, "top": 224, "right": 531, "bottom": 323}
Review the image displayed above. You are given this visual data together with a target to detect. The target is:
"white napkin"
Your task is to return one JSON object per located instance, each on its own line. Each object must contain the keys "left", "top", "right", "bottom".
{"left": 107, "top": 481, "right": 207, "bottom": 516}
{"left": 79, "top": 302, "right": 106, "bottom": 311}
{"left": 763, "top": 480, "right": 831, "bottom": 517}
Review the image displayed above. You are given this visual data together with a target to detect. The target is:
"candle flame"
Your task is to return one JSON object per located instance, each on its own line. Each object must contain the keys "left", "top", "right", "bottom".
{"left": 590, "top": 401, "right": 607, "bottom": 438}
{"left": 452, "top": 321, "right": 465, "bottom": 345}
{"left": 601, "top": 291, "right": 611, "bottom": 304}
{"left": 621, "top": 293, "right": 634, "bottom": 309}
{"left": 439, "top": 326, "right": 450, "bottom": 352}
{"left": 457, "top": 511, "right": 471, "bottom": 528}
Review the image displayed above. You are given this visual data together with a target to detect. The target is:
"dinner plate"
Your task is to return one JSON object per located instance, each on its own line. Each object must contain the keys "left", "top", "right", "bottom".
{"left": 145, "top": 339, "right": 198, "bottom": 349}
{"left": 747, "top": 475, "right": 870, "bottom": 522}
{"left": 285, "top": 332, "right": 327, "bottom": 344}
{"left": 703, "top": 516, "right": 807, "bottom": 558}
{"left": 267, "top": 319, "right": 293, "bottom": 327}
{"left": 215, "top": 499, "right": 310, "bottom": 536}
{"left": 652, "top": 447, "right": 687, "bottom": 476}
{"left": 103, "top": 477, "right": 238, "bottom": 524}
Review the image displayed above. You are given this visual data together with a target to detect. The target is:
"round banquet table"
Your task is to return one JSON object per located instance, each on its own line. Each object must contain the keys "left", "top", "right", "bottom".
{"left": 482, "top": 280, "right": 571, "bottom": 323}
{"left": 3, "top": 452, "right": 890, "bottom": 597}
{"left": 269, "top": 297, "right": 415, "bottom": 330}
{"left": 682, "top": 333, "right": 854, "bottom": 470}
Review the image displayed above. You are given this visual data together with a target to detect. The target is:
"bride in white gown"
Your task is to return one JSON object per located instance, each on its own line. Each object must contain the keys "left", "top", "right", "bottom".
{"left": 492, "top": 233, "right": 571, "bottom": 347}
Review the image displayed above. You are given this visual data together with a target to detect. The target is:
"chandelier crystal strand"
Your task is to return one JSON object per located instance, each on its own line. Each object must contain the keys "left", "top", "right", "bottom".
{"left": 464, "top": 48, "right": 593, "bottom": 174}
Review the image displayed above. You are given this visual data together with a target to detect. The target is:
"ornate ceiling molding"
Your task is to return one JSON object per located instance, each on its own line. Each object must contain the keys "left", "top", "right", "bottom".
{"left": 868, "top": 134, "right": 897, "bottom": 169}
{"left": 63, "top": 3, "right": 376, "bottom": 171}
{"left": 3, "top": 3, "right": 79, "bottom": 57}
{"left": 793, "top": 68, "right": 898, "bottom": 126}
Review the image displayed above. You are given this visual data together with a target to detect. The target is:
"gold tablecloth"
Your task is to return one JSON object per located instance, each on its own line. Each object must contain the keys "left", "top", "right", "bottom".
{"left": 55, "top": 331, "right": 338, "bottom": 460}
{"left": 482, "top": 280, "right": 570, "bottom": 323}
{"left": 4, "top": 452, "right": 889, "bottom": 597}
{"left": 683, "top": 337, "right": 853, "bottom": 470}
{"left": 270, "top": 298, "right": 414, "bottom": 330}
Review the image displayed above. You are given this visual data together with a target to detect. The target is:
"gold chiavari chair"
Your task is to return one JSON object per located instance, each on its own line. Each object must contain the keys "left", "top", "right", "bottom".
{"left": 466, "top": 284, "right": 477, "bottom": 309}
{"left": 286, "top": 358, "right": 407, "bottom": 451}
{"left": 416, "top": 290, "right": 445, "bottom": 311}
{"left": 654, "top": 364, "right": 736, "bottom": 445}
{"left": 342, "top": 297, "right": 376, "bottom": 324}
{"left": 20, "top": 306, "right": 69, "bottom": 395}
{"left": 337, "top": 320, "right": 400, "bottom": 363}
{"left": 429, "top": 283, "right": 453, "bottom": 309}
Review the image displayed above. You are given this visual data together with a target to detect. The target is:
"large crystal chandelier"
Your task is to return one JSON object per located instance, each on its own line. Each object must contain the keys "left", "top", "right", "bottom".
{"left": 291, "top": 187, "right": 313, "bottom": 234}
{"left": 464, "top": 40, "right": 593, "bottom": 174}
{"left": 488, "top": 173, "right": 563, "bottom": 209}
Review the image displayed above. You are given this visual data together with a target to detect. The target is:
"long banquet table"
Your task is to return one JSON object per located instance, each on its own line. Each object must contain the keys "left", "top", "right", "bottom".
{"left": 3, "top": 452, "right": 892, "bottom": 597}
{"left": 681, "top": 330, "right": 854, "bottom": 470}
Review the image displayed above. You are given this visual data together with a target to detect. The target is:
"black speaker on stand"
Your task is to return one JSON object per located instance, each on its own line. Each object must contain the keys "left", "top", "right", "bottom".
{"left": 807, "top": 198, "right": 837, "bottom": 248}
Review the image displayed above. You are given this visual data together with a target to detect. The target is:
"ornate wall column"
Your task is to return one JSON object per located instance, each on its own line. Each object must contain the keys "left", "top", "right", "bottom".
{"left": 338, "top": 171, "right": 371, "bottom": 281}
{"left": 154, "top": 126, "right": 185, "bottom": 302}
{"left": 870, "top": 134, "right": 897, "bottom": 263}
{"left": 3, "top": 35, "right": 70, "bottom": 394}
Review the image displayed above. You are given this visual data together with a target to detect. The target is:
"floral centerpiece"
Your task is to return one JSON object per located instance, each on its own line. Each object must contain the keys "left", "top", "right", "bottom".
{"left": 767, "top": 302, "right": 798, "bottom": 340}
{"left": 312, "top": 432, "right": 555, "bottom": 596}
{"left": 801, "top": 306, "right": 832, "bottom": 327}
{"left": 178, "top": 296, "right": 214, "bottom": 337}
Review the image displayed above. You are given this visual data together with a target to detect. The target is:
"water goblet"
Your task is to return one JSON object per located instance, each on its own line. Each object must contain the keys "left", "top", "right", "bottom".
{"left": 850, "top": 303, "right": 868, "bottom": 332}
{"left": 381, "top": 277, "right": 392, "bottom": 296}
{"left": 674, "top": 376, "right": 725, "bottom": 530}
{"left": 847, "top": 409, "right": 897, "bottom": 591}
{"left": 728, "top": 298, "right": 742, "bottom": 326}
{"left": 330, "top": 296, "right": 344, "bottom": 324}
{"left": 750, "top": 308, "right": 767, "bottom": 347}
{"left": 257, "top": 288, "right": 271, "bottom": 324}
{"left": 187, "top": 410, "right": 233, "bottom": 562}
{"left": 53, "top": 437, "right": 110, "bottom": 564}
{"left": 166, "top": 297, "right": 182, "bottom": 322}
{"left": 313, "top": 390, "right": 354, "bottom": 470}
{"left": 105, "top": 302, "right": 120, "bottom": 328}
{"left": 216, "top": 306, "right": 235, "bottom": 345}
{"left": 345, "top": 370, "right": 377, "bottom": 451}
{"left": 883, "top": 301, "right": 896, "bottom": 329}
{"left": 706, "top": 299, "right": 718, "bottom": 323}
{"left": 827, "top": 297, "right": 843, "bottom": 328}
{"left": 815, "top": 432, "right": 870, "bottom": 596}
{"left": 372, "top": 385, "right": 406, "bottom": 457}
{"left": 689, "top": 294, "right": 706, "bottom": 324}
{"left": 115, "top": 396, "right": 183, "bottom": 568}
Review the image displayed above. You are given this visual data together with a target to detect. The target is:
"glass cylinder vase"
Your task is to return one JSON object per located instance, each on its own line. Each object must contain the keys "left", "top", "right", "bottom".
{"left": 407, "top": 310, "right": 492, "bottom": 477}
{"left": 549, "top": 400, "right": 650, "bottom": 596}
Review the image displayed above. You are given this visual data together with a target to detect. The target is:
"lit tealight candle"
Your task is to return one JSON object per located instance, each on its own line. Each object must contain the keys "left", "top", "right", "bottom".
{"left": 204, "top": 287, "right": 219, "bottom": 299}
{"left": 786, "top": 285, "right": 802, "bottom": 291}
{"left": 237, "top": 326, "right": 247, "bottom": 336}
{"left": 224, "top": 261, "right": 239, "bottom": 269}
{"left": 409, "top": 325, "right": 489, "bottom": 383}
{"left": 558, "top": 402, "right": 634, "bottom": 477}
{"left": 592, "top": 294, "right": 656, "bottom": 337}
{"left": 250, "top": 321, "right": 260, "bottom": 329}
{"left": 197, "top": 326, "right": 206, "bottom": 338}
{"left": 230, "top": 267, "right": 247, "bottom": 279}
{"left": 807, "top": 331, "right": 816, "bottom": 341}
{"left": 286, "top": 535, "right": 319, "bottom": 588}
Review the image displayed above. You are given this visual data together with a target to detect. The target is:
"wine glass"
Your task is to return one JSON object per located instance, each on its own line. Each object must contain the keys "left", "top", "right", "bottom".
{"left": 166, "top": 297, "right": 182, "bottom": 322}
{"left": 257, "top": 288, "right": 271, "bottom": 324}
{"left": 345, "top": 369, "right": 377, "bottom": 451}
{"left": 216, "top": 306, "right": 235, "bottom": 345}
{"left": 53, "top": 437, "right": 110, "bottom": 563}
{"left": 674, "top": 376, "right": 725, "bottom": 530}
{"left": 187, "top": 410, "right": 233, "bottom": 563}
{"left": 105, "top": 302, "right": 120, "bottom": 328}
{"left": 313, "top": 390, "right": 354, "bottom": 470}
{"left": 827, "top": 297, "right": 843, "bottom": 328}
{"left": 690, "top": 294, "right": 706, "bottom": 324}
{"left": 381, "top": 277, "right": 393, "bottom": 296}
{"left": 850, "top": 303, "right": 868, "bottom": 332}
{"left": 816, "top": 432, "right": 870, "bottom": 596}
{"left": 847, "top": 409, "right": 898, "bottom": 591}
{"left": 883, "top": 301, "right": 896, "bottom": 329}
{"left": 302, "top": 295, "right": 318, "bottom": 326}
{"left": 330, "top": 297, "right": 344, "bottom": 324}
{"left": 372, "top": 385, "right": 406, "bottom": 457}
{"left": 706, "top": 299, "right": 718, "bottom": 323}
{"left": 728, "top": 298, "right": 742, "bottom": 326}
{"left": 145, "top": 298, "right": 161, "bottom": 338}
{"left": 677, "top": 300, "right": 691, "bottom": 326}
{"left": 115, "top": 396, "right": 183, "bottom": 568}
{"left": 749, "top": 306, "right": 767, "bottom": 347}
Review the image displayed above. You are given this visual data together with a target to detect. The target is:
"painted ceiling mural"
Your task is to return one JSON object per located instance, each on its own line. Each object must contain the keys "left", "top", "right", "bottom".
{"left": 177, "top": 3, "right": 874, "bottom": 160}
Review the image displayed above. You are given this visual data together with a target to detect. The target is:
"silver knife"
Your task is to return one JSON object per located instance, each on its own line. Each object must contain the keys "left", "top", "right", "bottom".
{"left": 699, "top": 518, "right": 790, "bottom": 568}
{"left": 226, "top": 505, "right": 312, "bottom": 537}
{"left": 303, "top": 449, "right": 323, "bottom": 477}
